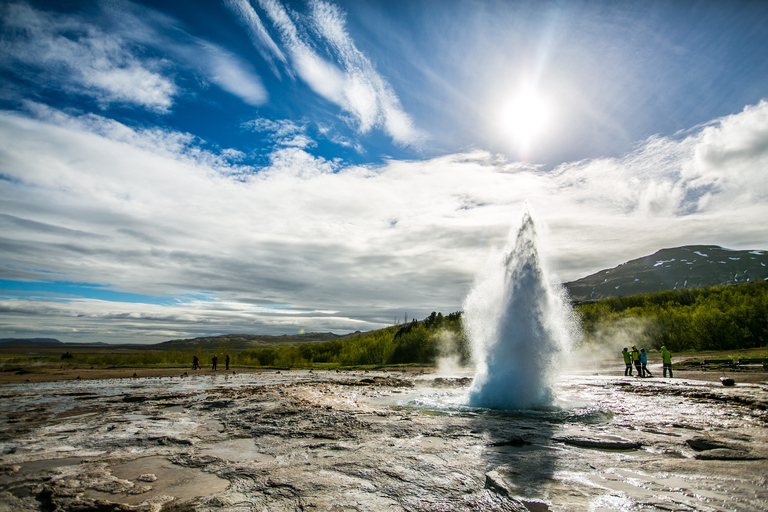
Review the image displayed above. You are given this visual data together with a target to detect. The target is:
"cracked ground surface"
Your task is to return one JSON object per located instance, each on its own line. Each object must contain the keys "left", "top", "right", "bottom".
{"left": 0, "top": 368, "right": 767, "bottom": 511}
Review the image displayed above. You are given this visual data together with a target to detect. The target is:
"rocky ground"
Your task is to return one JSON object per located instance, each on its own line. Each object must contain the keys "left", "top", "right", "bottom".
{"left": 0, "top": 365, "right": 766, "bottom": 511}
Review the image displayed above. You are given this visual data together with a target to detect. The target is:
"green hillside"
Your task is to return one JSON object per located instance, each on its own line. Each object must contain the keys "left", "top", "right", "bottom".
{"left": 565, "top": 245, "right": 768, "bottom": 302}
{"left": 577, "top": 281, "right": 768, "bottom": 352}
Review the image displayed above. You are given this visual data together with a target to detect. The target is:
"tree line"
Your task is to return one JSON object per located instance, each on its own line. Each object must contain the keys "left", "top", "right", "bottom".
{"left": 236, "top": 311, "right": 467, "bottom": 367}
{"left": 577, "top": 281, "right": 768, "bottom": 352}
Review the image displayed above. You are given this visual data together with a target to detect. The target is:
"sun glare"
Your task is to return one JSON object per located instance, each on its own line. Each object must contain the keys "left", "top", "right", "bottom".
{"left": 500, "top": 88, "right": 551, "bottom": 152}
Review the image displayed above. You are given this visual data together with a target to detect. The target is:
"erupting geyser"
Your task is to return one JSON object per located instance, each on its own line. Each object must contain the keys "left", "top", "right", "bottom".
{"left": 464, "top": 210, "right": 576, "bottom": 410}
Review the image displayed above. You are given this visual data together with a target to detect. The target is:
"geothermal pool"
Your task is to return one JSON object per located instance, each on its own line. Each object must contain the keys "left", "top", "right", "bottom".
{"left": 1, "top": 368, "right": 766, "bottom": 511}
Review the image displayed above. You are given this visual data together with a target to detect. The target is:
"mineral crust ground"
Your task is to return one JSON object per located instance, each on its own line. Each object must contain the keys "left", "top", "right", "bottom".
{"left": 0, "top": 365, "right": 766, "bottom": 511}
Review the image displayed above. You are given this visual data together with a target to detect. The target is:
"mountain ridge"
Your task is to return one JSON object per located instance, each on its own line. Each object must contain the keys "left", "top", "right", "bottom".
{"left": 563, "top": 245, "right": 768, "bottom": 302}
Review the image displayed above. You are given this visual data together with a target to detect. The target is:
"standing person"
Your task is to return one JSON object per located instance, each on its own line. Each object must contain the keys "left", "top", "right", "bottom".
{"left": 193, "top": 356, "right": 200, "bottom": 370}
{"left": 661, "top": 346, "right": 673, "bottom": 378}
{"left": 212, "top": 355, "right": 218, "bottom": 371}
{"left": 622, "top": 348, "right": 633, "bottom": 376}
{"left": 640, "top": 348, "right": 652, "bottom": 377}
{"left": 225, "top": 354, "right": 230, "bottom": 371}
{"left": 631, "top": 346, "right": 642, "bottom": 377}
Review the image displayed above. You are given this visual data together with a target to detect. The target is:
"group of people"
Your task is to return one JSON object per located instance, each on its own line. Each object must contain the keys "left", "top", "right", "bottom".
{"left": 192, "top": 354, "right": 230, "bottom": 371}
{"left": 622, "top": 345, "right": 674, "bottom": 378}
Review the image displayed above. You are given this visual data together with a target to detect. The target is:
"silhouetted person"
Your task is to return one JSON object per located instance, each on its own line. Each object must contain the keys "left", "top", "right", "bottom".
{"left": 192, "top": 356, "right": 200, "bottom": 370}
{"left": 212, "top": 355, "right": 218, "bottom": 371}
{"left": 640, "top": 348, "right": 652, "bottom": 377}
{"left": 661, "top": 346, "right": 673, "bottom": 378}
{"left": 622, "top": 348, "right": 632, "bottom": 376}
{"left": 225, "top": 354, "right": 230, "bottom": 371}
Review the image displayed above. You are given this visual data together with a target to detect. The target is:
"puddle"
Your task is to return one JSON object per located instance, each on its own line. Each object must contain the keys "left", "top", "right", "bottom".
{"left": 410, "top": 436, "right": 448, "bottom": 448}
{"left": 84, "top": 456, "right": 229, "bottom": 506}
{"left": 199, "top": 438, "right": 275, "bottom": 462}
{"left": 19, "top": 457, "right": 83, "bottom": 473}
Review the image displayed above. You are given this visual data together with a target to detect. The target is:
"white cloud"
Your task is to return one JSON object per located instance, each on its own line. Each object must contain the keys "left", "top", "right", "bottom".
{"left": 0, "top": 2, "right": 176, "bottom": 112}
{"left": 309, "top": 0, "right": 423, "bottom": 146}
{"left": 192, "top": 41, "right": 268, "bottom": 106}
{"left": 224, "top": 0, "right": 288, "bottom": 77}
{"left": 1, "top": 100, "right": 767, "bottom": 342}
{"left": 243, "top": 118, "right": 316, "bottom": 148}
{"left": 0, "top": 2, "right": 269, "bottom": 112}
{"left": 227, "top": 0, "right": 424, "bottom": 147}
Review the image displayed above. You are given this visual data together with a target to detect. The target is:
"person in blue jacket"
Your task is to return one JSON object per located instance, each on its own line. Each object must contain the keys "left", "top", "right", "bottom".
{"left": 640, "top": 348, "right": 652, "bottom": 377}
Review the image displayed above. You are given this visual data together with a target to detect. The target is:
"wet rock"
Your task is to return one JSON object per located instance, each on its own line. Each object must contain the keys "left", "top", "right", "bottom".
{"left": 122, "top": 395, "right": 147, "bottom": 403}
{"left": 553, "top": 436, "right": 642, "bottom": 450}
{"left": 431, "top": 377, "right": 473, "bottom": 388}
{"left": 685, "top": 436, "right": 732, "bottom": 451}
{"left": 416, "top": 490, "right": 529, "bottom": 511}
{"left": 693, "top": 448, "right": 765, "bottom": 461}
{"left": 485, "top": 469, "right": 516, "bottom": 496}
{"left": 488, "top": 438, "right": 529, "bottom": 448}
{"left": 138, "top": 474, "right": 157, "bottom": 482}
{"left": 127, "top": 484, "right": 152, "bottom": 494}
{"left": 202, "top": 400, "right": 232, "bottom": 409}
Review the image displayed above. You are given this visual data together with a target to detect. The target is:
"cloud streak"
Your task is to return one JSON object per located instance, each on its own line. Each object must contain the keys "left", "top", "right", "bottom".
{"left": 226, "top": 0, "right": 424, "bottom": 146}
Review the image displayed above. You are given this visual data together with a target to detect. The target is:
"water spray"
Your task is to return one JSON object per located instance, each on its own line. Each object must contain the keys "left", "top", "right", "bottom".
{"left": 463, "top": 209, "right": 576, "bottom": 410}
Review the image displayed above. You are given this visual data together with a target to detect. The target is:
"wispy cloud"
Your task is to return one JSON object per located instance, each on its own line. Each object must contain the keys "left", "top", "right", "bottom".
{"left": 226, "top": 0, "right": 424, "bottom": 147}
{"left": 0, "top": 2, "right": 176, "bottom": 112}
{"left": 1, "top": 100, "right": 767, "bottom": 341}
{"left": 244, "top": 118, "right": 315, "bottom": 148}
{"left": 0, "top": 1, "right": 268, "bottom": 112}
{"left": 224, "top": 0, "right": 288, "bottom": 78}
{"left": 183, "top": 40, "right": 268, "bottom": 106}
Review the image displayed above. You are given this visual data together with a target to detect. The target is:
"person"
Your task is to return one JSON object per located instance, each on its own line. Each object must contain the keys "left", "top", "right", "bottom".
{"left": 225, "top": 354, "right": 230, "bottom": 371}
{"left": 192, "top": 356, "right": 200, "bottom": 370}
{"left": 631, "top": 346, "right": 642, "bottom": 377}
{"left": 212, "top": 355, "right": 218, "bottom": 371}
{"left": 661, "top": 346, "right": 673, "bottom": 378}
{"left": 622, "top": 347, "right": 632, "bottom": 376}
{"left": 640, "top": 348, "right": 652, "bottom": 377}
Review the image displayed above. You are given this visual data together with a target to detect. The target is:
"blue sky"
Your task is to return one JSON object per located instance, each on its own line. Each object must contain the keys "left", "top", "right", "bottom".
{"left": 1, "top": 0, "right": 768, "bottom": 343}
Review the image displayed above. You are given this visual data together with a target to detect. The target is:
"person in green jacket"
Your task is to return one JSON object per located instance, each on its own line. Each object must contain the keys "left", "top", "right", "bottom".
{"left": 661, "top": 346, "right": 673, "bottom": 378}
{"left": 622, "top": 347, "right": 632, "bottom": 376}
{"left": 631, "top": 345, "right": 642, "bottom": 377}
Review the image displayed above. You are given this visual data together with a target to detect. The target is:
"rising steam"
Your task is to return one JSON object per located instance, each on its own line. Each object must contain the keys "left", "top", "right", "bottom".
{"left": 464, "top": 210, "right": 577, "bottom": 410}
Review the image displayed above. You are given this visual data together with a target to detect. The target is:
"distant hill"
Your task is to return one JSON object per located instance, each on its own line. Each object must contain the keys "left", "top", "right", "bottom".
{"left": 154, "top": 332, "right": 342, "bottom": 351}
{"left": 564, "top": 245, "right": 768, "bottom": 302}
{"left": 0, "top": 338, "right": 62, "bottom": 344}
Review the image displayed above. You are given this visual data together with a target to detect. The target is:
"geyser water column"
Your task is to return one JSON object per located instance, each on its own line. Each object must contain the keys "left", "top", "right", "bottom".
{"left": 464, "top": 210, "right": 575, "bottom": 410}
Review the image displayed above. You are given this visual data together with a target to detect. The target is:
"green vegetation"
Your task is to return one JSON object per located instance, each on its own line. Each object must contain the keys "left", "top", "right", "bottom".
{"left": 236, "top": 311, "right": 467, "bottom": 368}
{"left": 577, "top": 281, "right": 768, "bottom": 353}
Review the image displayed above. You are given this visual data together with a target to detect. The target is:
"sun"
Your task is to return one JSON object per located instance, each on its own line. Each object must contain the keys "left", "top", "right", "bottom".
{"left": 499, "top": 87, "right": 551, "bottom": 152}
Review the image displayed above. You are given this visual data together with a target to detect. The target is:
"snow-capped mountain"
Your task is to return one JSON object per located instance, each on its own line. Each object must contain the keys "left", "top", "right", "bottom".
{"left": 564, "top": 245, "right": 768, "bottom": 302}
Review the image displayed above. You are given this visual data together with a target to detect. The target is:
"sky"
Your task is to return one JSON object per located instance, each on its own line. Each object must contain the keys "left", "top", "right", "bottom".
{"left": 1, "top": 0, "right": 767, "bottom": 344}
